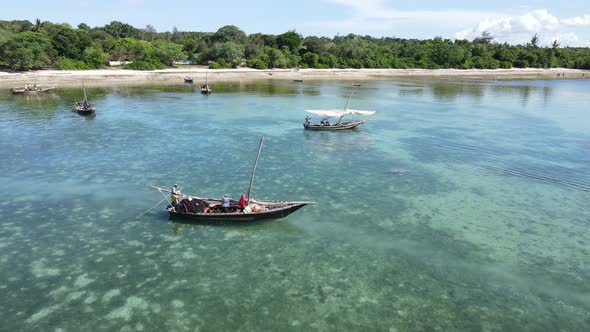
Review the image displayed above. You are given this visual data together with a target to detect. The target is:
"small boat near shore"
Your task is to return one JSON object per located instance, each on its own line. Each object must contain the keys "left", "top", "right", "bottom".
{"left": 10, "top": 85, "right": 54, "bottom": 94}
{"left": 74, "top": 85, "right": 96, "bottom": 115}
{"left": 200, "top": 71, "right": 212, "bottom": 94}
{"left": 149, "top": 137, "right": 314, "bottom": 222}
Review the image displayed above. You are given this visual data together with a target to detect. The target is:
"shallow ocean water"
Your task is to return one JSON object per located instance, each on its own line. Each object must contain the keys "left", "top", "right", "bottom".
{"left": 1, "top": 79, "right": 589, "bottom": 331}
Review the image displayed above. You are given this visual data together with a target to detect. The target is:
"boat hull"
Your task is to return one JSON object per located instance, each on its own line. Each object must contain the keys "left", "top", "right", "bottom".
{"left": 76, "top": 108, "right": 96, "bottom": 115}
{"left": 168, "top": 203, "right": 308, "bottom": 222}
{"left": 303, "top": 120, "right": 365, "bottom": 131}
{"left": 10, "top": 88, "right": 54, "bottom": 94}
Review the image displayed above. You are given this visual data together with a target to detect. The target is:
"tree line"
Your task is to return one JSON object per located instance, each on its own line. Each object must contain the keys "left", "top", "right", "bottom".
{"left": 1, "top": 19, "right": 590, "bottom": 71}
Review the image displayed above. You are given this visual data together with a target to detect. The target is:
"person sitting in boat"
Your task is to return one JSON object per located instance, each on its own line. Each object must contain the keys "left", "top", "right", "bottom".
{"left": 171, "top": 184, "right": 181, "bottom": 206}
{"left": 320, "top": 119, "right": 326, "bottom": 126}
{"left": 221, "top": 194, "right": 234, "bottom": 213}
{"left": 305, "top": 116, "right": 311, "bottom": 126}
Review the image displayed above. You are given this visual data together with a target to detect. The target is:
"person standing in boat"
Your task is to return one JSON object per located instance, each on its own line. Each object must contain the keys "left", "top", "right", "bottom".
{"left": 305, "top": 116, "right": 311, "bottom": 126}
{"left": 221, "top": 194, "right": 233, "bottom": 213}
{"left": 171, "top": 184, "right": 181, "bottom": 206}
{"left": 239, "top": 193, "right": 246, "bottom": 212}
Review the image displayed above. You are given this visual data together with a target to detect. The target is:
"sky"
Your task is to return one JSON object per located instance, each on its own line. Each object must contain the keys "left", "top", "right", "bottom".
{"left": 1, "top": 0, "right": 590, "bottom": 46}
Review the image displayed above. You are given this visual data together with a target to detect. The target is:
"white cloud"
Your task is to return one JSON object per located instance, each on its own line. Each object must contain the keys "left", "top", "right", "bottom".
{"left": 307, "top": 1, "right": 504, "bottom": 39}
{"left": 456, "top": 9, "right": 590, "bottom": 46}
{"left": 563, "top": 15, "right": 590, "bottom": 26}
{"left": 309, "top": 2, "right": 590, "bottom": 47}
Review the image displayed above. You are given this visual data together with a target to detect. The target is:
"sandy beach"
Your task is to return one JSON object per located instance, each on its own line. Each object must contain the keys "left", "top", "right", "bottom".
{"left": 1, "top": 67, "right": 589, "bottom": 88}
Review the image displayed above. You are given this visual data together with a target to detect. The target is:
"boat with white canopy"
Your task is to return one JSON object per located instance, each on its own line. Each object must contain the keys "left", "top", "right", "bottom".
{"left": 303, "top": 92, "right": 376, "bottom": 130}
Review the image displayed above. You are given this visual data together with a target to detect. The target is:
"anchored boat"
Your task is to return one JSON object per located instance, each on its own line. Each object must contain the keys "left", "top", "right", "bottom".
{"left": 149, "top": 137, "right": 315, "bottom": 222}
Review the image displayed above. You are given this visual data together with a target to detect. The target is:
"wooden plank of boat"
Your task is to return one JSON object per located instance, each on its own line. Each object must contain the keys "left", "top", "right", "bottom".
{"left": 303, "top": 120, "right": 365, "bottom": 131}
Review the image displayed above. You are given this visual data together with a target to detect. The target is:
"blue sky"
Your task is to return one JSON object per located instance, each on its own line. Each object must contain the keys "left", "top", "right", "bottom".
{"left": 1, "top": 0, "right": 589, "bottom": 46}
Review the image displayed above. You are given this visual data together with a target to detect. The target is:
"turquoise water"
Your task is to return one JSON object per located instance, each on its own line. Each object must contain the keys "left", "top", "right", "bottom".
{"left": 1, "top": 79, "right": 589, "bottom": 331}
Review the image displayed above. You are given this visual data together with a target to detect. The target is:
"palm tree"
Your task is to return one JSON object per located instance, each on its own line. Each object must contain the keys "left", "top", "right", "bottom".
{"left": 32, "top": 18, "right": 42, "bottom": 33}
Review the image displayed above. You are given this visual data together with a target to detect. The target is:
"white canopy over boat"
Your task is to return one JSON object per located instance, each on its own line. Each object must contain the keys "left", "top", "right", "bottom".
{"left": 305, "top": 109, "right": 376, "bottom": 119}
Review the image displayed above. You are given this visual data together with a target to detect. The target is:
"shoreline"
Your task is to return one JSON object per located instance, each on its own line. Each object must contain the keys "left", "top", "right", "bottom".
{"left": 1, "top": 68, "right": 589, "bottom": 87}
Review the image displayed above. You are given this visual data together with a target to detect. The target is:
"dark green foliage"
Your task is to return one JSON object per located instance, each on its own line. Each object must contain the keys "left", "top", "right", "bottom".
{"left": 55, "top": 56, "right": 90, "bottom": 70}
{"left": 276, "top": 31, "right": 302, "bottom": 53}
{"left": 201, "top": 42, "right": 244, "bottom": 68}
{"left": 574, "top": 56, "right": 590, "bottom": 69}
{"left": 153, "top": 41, "right": 186, "bottom": 66}
{"left": 208, "top": 61, "right": 223, "bottom": 69}
{"left": 103, "top": 21, "right": 138, "bottom": 39}
{"left": 1, "top": 19, "right": 590, "bottom": 71}
{"left": 124, "top": 59, "right": 165, "bottom": 70}
{"left": 0, "top": 31, "right": 56, "bottom": 70}
{"left": 213, "top": 25, "right": 247, "bottom": 44}
{"left": 82, "top": 47, "right": 107, "bottom": 68}
{"left": 302, "top": 52, "right": 320, "bottom": 68}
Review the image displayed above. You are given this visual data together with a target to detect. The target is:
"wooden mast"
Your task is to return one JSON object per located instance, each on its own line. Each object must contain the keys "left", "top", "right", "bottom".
{"left": 338, "top": 91, "right": 354, "bottom": 124}
{"left": 247, "top": 136, "right": 264, "bottom": 205}
{"left": 83, "top": 83, "right": 88, "bottom": 104}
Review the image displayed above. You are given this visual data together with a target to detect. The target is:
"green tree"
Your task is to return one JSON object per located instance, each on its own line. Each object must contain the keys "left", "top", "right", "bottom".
{"left": 473, "top": 31, "right": 493, "bottom": 44}
{"left": 51, "top": 26, "right": 89, "bottom": 59}
{"left": 82, "top": 46, "right": 107, "bottom": 68}
{"left": 301, "top": 52, "right": 319, "bottom": 68}
{"left": 276, "top": 31, "right": 302, "bottom": 53}
{"left": 153, "top": 41, "right": 186, "bottom": 66}
{"left": 530, "top": 33, "right": 539, "bottom": 47}
{"left": 103, "top": 21, "right": 138, "bottom": 39}
{"left": 0, "top": 31, "right": 56, "bottom": 70}
{"left": 213, "top": 25, "right": 247, "bottom": 44}
{"left": 203, "top": 42, "right": 245, "bottom": 67}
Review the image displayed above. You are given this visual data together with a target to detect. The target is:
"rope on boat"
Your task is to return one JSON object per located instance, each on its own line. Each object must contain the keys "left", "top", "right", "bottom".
{"left": 135, "top": 197, "right": 168, "bottom": 219}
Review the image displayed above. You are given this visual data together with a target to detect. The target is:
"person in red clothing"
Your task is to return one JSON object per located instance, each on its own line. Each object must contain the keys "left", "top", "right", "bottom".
{"left": 239, "top": 193, "right": 246, "bottom": 212}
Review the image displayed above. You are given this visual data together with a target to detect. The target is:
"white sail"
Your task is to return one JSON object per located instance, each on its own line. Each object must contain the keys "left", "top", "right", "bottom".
{"left": 305, "top": 109, "right": 376, "bottom": 119}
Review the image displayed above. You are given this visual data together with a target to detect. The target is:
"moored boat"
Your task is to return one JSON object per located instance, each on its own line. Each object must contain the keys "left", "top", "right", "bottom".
{"left": 303, "top": 120, "right": 366, "bottom": 130}
{"left": 10, "top": 86, "right": 54, "bottom": 94}
{"left": 303, "top": 92, "right": 376, "bottom": 131}
{"left": 200, "top": 71, "right": 212, "bottom": 94}
{"left": 149, "top": 137, "right": 315, "bottom": 223}
{"left": 74, "top": 85, "right": 96, "bottom": 115}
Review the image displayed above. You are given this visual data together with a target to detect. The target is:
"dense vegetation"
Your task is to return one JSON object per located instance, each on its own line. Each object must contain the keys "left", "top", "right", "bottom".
{"left": 1, "top": 19, "right": 590, "bottom": 71}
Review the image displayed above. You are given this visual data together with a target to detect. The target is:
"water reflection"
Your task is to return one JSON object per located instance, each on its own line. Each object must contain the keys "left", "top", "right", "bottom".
{"left": 429, "top": 82, "right": 485, "bottom": 102}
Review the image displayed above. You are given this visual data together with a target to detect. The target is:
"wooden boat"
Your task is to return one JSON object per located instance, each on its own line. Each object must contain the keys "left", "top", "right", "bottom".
{"left": 184, "top": 64, "right": 193, "bottom": 83}
{"left": 303, "top": 91, "right": 375, "bottom": 131}
{"left": 200, "top": 71, "right": 212, "bottom": 94}
{"left": 10, "top": 86, "right": 54, "bottom": 94}
{"left": 200, "top": 84, "right": 212, "bottom": 94}
{"left": 304, "top": 120, "right": 366, "bottom": 130}
{"left": 149, "top": 137, "right": 314, "bottom": 222}
{"left": 74, "top": 85, "right": 96, "bottom": 115}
